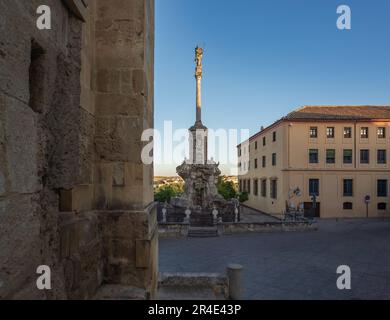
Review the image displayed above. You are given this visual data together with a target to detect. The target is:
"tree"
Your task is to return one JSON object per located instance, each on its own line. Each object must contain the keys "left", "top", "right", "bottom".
{"left": 154, "top": 184, "right": 182, "bottom": 203}
{"left": 217, "top": 177, "right": 238, "bottom": 200}
{"left": 238, "top": 191, "right": 249, "bottom": 203}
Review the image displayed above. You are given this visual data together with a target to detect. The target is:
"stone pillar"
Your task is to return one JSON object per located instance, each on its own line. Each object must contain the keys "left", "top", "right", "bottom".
{"left": 92, "top": 0, "right": 158, "bottom": 298}
{"left": 195, "top": 47, "right": 203, "bottom": 122}
{"left": 196, "top": 76, "right": 202, "bottom": 122}
{"left": 227, "top": 264, "right": 244, "bottom": 300}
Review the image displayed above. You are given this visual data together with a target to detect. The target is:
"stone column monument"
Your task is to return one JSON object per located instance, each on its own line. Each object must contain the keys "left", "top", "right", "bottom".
{"left": 171, "top": 48, "right": 236, "bottom": 226}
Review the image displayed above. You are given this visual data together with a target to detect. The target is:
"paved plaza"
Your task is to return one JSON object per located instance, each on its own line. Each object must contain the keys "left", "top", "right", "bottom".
{"left": 159, "top": 218, "right": 390, "bottom": 299}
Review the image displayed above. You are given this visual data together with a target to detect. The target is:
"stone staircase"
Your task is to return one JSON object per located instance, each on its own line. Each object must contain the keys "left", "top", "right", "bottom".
{"left": 188, "top": 226, "right": 218, "bottom": 237}
{"left": 190, "top": 213, "right": 214, "bottom": 226}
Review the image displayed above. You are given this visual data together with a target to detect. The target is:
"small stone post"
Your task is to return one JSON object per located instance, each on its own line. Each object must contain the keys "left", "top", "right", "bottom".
{"left": 227, "top": 264, "right": 244, "bottom": 300}
{"left": 234, "top": 206, "right": 239, "bottom": 223}
{"left": 185, "top": 207, "right": 191, "bottom": 223}
{"left": 162, "top": 205, "right": 167, "bottom": 223}
{"left": 212, "top": 206, "right": 218, "bottom": 224}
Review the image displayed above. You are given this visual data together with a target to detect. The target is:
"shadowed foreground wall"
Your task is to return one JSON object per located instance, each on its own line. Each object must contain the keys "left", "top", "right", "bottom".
{"left": 0, "top": 0, "right": 157, "bottom": 299}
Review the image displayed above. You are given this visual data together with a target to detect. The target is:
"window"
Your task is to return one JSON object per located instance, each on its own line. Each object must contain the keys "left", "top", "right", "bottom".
{"left": 254, "top": 158, "right": 258, "bottom": 169}
{"left": 255, "top": 141, "right": 258, "bottom": 150}
{"left": 344, "top": 127, "right": 352, "bottom": 138}
{"left": 270, "top": 179, "right": 277, "bottom": 199}
{"left": 238, "top": 148, "right": 241, "bottom": 157}
{"left": 253, "top": 179, "right": 258, "bottom": 196}
{"left": 239, "top": 180, "right": 242, "bottom": 192}
{"left": 326, "top": 127, "right": 334, "bottom": 138}
{"left": 309, "top": 179, "right": 319, "bottom": 196}
{"left": 29, "top": 40, "right": 46, "bottom": 113}
{"left": 360, "top": 149, "right": 369, "bottom": 164}
{"left": 378, "top": 150, "right": 387, "bottom": 164}
{"left": 377, "top": 180, "right": 388, "bottom": 197}
{"left": 310, "top": 127, "right": 318, "bottom": 138}
{"left": 273, "top": 131, "right": 276, "bottom": 142}
{"left": 262, "top": 156, "right": 266, "bottom": 167}
{"left": 377, "top": 127, "right": 386, "bottom": 139}
{"left": 272, "top": 153, "right": 276, "bottom": 166}
{"left": 247, "top": 179, "right": 251, "bottom": 194}
{"left": 360, "top": 127, "right": 368, "bottom": 138}
{"left": 263, "top": 137, "right": 266, "bottom": 146}
{"left": 343, "top": 179, "right": 353, "bottom": 197}
{"left": 261, "top": 179, "right": 267, "bottom": 197}
{"left": 378, "top": 203, "right": 387, "bottom": 210}
{"left": 343, "top": 149, "right": 353, "bottom": 164}
{"left": 326, "top": 149, "right": 335, "bottom": 164}
{"left": 343, "top": 202, "right": 353, "bottom": 210}
{"left": 248, "top": 161, "right": 250, "bottom": 170}
{"left": 309, "top": 149, "right": 318, "bottom": 164}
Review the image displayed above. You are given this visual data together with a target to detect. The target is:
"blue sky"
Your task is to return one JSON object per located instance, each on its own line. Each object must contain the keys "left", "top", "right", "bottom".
{"left": 154, "top": 0, "right": 390, "bottom": 176}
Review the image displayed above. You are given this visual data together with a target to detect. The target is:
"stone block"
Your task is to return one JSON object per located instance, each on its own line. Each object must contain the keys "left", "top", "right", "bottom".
{"left": 5, "top": 97, "right": 40, "bottom": 194}
{"left": 94, "top": 163, "right": 113, "bottom": 209}
{"left": 110, "top": 238, "right": 135, "bottom": 260}
{"left": 59, "top": 185, "right": 93, "bottom": 212}
{"left": 120, "top": 69, "right": 132, "bottom": 94}
{"left": 0, "top": 195, "right": 41, "bottom": 299}
{"left": 96, "top": 69, "right": 120, "bottom": 93}
{"left": 96, "top": 0, "right": 144, "bottom": 20}
{"left": 112, "top": 162, "right": 125, "bottom": 186}
{"left": 95, "top": 116, "right": 142, "bottom": 162}
{"left": 111, "top": 185, "right": 144, "bottom": 210}
{"left": 0, "top": 171, "right": 5, "bottom": 195}
{"left": 132, "top": 69, "right": 145, "bottom": 94}
{"left": 95, "top": 41, "right": 144, "bottom": 69}
{"left": 95, "top": 93, "right": 143, "bottom": 116}
{"left": 136, "top": 239, "right": 150, "bottom": 268}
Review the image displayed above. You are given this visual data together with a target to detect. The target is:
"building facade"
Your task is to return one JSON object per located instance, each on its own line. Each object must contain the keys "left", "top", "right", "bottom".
{"left": 238, "top": 106, "right": 390, "bottom": 218}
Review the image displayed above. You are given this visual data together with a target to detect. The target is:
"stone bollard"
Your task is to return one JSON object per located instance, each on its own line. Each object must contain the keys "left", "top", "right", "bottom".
{"left": 162, "top": 207, "right": 167, "bottom": 223}
{"left": 185, "top": 208, "right": 191, "bottom": 223}
{"left": 227, "top": 264, "right": 244, "bottom": 300}
{"left": 212, "top": 207, "right": 218, "bottom": 224}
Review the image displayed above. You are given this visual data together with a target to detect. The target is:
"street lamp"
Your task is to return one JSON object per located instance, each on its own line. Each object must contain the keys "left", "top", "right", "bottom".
{"left": 364, "top": 195, "right": 371, "bottom": 218}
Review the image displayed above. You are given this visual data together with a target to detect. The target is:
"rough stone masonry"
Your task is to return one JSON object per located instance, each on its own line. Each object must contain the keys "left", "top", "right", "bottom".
{"left": 0, "top": 0, "right": 157, "bottom": 299}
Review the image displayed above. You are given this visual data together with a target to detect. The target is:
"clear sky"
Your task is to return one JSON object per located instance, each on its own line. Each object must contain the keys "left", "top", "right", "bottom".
{"left": 154, "top": 0, "right": 390, "bottom": 176}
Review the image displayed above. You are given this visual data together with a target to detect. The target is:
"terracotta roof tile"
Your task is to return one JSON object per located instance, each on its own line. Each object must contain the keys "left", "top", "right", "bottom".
{"left": 285, "top": 106, "right": 390, "bottom": 120}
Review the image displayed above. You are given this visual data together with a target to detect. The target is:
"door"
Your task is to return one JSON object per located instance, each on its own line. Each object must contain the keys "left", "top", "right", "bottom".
{"left": 304, "top": 202, "right": 320, "bottom": 218}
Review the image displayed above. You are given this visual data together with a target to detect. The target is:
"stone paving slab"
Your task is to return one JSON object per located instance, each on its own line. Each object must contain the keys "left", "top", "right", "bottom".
{"left": 159, "top": 218, "right": 390, "bottom": 300}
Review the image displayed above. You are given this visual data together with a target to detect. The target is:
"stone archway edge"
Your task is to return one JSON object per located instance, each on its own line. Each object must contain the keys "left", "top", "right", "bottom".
{"left": 62, "top": 0, "right": 88, "bottom": 22}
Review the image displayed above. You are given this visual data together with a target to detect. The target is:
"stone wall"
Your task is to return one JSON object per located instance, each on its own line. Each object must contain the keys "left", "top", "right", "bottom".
{"left": 92, "top": 0, "right": 158, "bottom": 298}
{"left": 0, "top": 0, "right": 157, "bottom": 299}
{"left": 0, "top": 0, "right": 91, "bottom": 299}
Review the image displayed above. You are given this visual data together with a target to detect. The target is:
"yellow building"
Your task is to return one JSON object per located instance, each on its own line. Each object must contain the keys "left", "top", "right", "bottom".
{"left": 237, "top": 106, "right": 390, "bottom": 218}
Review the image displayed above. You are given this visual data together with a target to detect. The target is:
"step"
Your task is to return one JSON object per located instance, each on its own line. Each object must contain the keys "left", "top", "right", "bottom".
{"left": 157, "top": 272, "right": 228, "bottom": 300}
{"left": 188, "top": 227, "right": 219, "bottom": 237}
{"left": 93, "top": 284, "right": 148, "bottom": 300}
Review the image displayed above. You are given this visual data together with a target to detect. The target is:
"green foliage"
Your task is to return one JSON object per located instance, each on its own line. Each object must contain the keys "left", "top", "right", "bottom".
{"left": 154, "top": 183, "right": 183, "bottom": 203}
{"left": 238, "top": 191, "right": 249, "bottom": 203}
{"left": 217, "top": 177, "right": 238, "bottom": 200}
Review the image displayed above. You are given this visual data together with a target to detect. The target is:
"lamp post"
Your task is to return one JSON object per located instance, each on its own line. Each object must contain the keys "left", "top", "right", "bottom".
{"left": 364, "top": 195, "right": 370, "bottom": 218}
{"left": 310, "top": 193, "right": 317, "bottom": 219}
